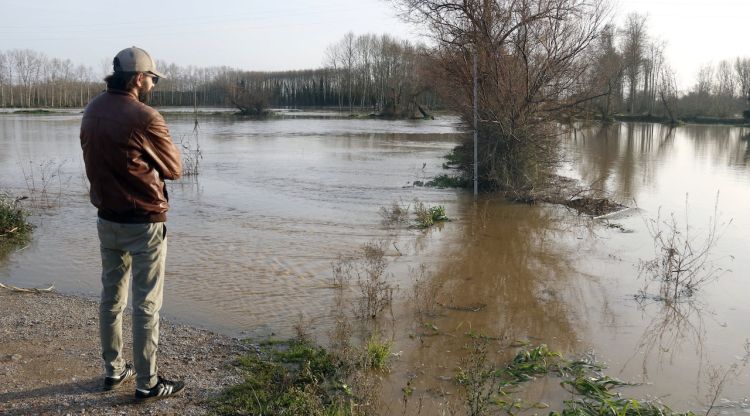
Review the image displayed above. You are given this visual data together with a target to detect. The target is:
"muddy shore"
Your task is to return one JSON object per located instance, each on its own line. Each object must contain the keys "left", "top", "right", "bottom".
{"left": 0, "top": 289, "right": 247, "bottom": 415}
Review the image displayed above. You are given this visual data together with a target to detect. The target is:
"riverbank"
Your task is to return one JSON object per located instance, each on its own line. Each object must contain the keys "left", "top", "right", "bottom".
{"left": 0, "top": 107, "right": 442, "bottom": 120}
{"left": 0, "top": 289, "right": 246, "bottom": 415}
{"left": 611, "top": 113, "right": 750, "bottom": 126}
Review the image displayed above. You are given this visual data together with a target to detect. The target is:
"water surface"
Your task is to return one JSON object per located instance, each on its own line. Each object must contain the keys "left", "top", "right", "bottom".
{"left": 2, "top": 114, "right": 749, "bottom": 411}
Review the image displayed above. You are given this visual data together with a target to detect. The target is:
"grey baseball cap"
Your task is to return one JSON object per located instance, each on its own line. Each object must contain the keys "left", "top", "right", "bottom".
{"left": 113, "top": 46, "right": 166, "bottom": 78}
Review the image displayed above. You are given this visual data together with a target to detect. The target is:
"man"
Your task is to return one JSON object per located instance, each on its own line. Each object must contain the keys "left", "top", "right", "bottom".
{"left": 80, "top": 46, "right": 184, "bottom": 400}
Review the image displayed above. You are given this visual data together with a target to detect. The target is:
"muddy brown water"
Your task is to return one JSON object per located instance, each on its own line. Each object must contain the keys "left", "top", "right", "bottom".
{"left": 1, "top": 114, "right": 749, "bottom": 412}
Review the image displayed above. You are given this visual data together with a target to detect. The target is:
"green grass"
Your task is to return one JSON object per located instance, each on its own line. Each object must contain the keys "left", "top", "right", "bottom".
{"left": 424, "top": 174, "right": 469, "bottom": 189}
{"left": 214, "top": 338, "right": 700, "bottom": 415}
{"left": 0, "top": 194, "right": 32, "bottom": 260}
{"left": 453, "top": 341, "right": 697, "bottom": 416}
{"left": 213, "top": 339, "right": 351, "bottom": 416}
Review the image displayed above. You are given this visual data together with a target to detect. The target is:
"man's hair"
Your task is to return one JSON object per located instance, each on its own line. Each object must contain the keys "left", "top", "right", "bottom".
{"left": 104, "top": 71, "right": 139, "bottom": 90}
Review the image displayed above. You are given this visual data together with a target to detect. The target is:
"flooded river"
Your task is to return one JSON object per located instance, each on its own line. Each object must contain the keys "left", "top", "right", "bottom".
{"left": 1, "top": 113, "right": 749, "bottom": 412}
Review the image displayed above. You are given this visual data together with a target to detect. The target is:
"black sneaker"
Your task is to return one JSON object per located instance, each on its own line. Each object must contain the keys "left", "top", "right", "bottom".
{"left": 103, "top": 363, "right": 136, "bottom": 391}
{"left": 135, "top": 376, "right": 185, "bottom": 400}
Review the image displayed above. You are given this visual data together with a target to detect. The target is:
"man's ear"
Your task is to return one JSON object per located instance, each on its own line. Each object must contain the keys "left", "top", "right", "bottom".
{"left": 134, "top": 72, "right": 145, "bottom": 88}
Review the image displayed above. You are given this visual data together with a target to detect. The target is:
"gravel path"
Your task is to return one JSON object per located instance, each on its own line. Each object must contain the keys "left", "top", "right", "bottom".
{"left": 0, "top": 290, "right": 248, "bottom": 415}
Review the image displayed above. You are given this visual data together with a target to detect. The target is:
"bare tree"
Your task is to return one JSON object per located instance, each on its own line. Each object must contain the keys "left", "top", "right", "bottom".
{"left": 716, "top": 60, "right": 736, "bottom": 97}
{"left": 11, "top": 49, "right": 44, "bottom": 107}
{"left": 324, "top": 41, "right": 344, "bottom": 110}
{"left": 735, "top": 57, "right": 750, "bottom": 102}
{"left": 395, "top": 0, "right": 610, "bottom": 190}
{"left": 0, "top": 52, "right": 8, "bottom": 107}
{"left": 643, "top": 40, "right": 666, "bottom": 114}
{"left": 715, "top": 60, "right": 737, "bottom": 116}
{"left": 589, "top": 24, "right": 624, "bottom": 119}
{"left": 621, "top": 13, "right": 647, "bottom": 114}
{"left": 328, "top": 32, "right": 358, "bottom": 113}
{"left": 658, "top": 64, "right": 679, "bottom": 124}
{"left": 695, "top": 64, "right": 715, "bottom": 96}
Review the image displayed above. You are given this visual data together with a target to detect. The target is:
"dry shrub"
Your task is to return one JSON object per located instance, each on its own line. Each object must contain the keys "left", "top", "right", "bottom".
{"left": 20, "top": 159, "right": 67, "bottom": 210}
{"left": 379, "top": 200, "right": 410, "bottom": 227}
{"left": 355, "top": 242, "right": 395, "bottom": 320}
{"left": 638, "top": 194, "right": 731, "bottom": 302}
{"left": 327, "top": 241, "right": 402, "bottom": 416}
{"left": 410, "top": 264, "right": 444, "bottom": 320}
{"left": 349, "top": 370, "right": 382, "bottom": 416}
{"left": 331, "top": 255, "right": 354, "bottom": 288}
{"left": 455, "top": 339, "right": 497, "bottom": 416}
{"left": 293, "top": 312, "right": 314, "bottom": 344}
{"left": 179, "top": 133, "right": 202, "bottom": 177}
{"left": 702, "top": 340, "right": 750, "bottom": 415}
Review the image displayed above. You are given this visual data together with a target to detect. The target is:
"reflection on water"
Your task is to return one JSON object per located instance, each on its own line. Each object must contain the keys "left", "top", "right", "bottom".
{"left": 556, "top": 123, "right": 750, "bottom": 408}
{"left": 624, "top": 299, "right": 708, "bottom": 382}
{"left": 382, "top": 200, "right": 599, "bottom": 413}
{"left": 2, "top": 116, "right": 750, "bottom": 411}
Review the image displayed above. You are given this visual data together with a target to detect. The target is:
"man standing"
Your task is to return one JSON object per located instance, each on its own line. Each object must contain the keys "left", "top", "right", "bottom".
{"left": 80, "top": 46, "right": 184, "bottom": 400}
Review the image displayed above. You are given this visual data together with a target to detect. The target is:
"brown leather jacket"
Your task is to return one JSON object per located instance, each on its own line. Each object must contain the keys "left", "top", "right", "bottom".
{"left": 80, "top": 89, "right": 182, "bottom": 223}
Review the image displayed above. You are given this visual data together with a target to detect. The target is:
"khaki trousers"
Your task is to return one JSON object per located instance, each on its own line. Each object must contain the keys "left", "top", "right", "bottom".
{"left": 97, "top": 218, "right": 167, "bottom": 390}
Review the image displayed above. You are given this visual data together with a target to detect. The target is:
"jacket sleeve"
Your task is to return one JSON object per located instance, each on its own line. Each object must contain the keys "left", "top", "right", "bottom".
{"left": 143, "top": 113, "right": 182, "bottom": 180}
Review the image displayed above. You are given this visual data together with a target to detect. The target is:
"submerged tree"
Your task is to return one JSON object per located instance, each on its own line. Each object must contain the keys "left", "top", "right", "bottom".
{"left": 396, "top": 0, "right": 610, "bottom": 191}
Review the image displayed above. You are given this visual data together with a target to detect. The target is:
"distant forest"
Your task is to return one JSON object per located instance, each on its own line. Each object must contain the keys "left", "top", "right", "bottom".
{"left": 0, "top": 33, "right": 438, "bottom": 118}
{"left": 584, "top": 14, "right": 750, "bottom": 120}
{"left": 0, "top": 16, "right": 748, "bottom": 119}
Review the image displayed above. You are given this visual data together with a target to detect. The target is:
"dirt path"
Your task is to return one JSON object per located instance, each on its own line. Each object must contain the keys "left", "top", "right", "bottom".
{"left": 0, "top": 290, "right": 247, "bottom": 415}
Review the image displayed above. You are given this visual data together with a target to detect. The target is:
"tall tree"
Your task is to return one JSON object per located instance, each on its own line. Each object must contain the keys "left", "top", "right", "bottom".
{"left": 735, "top": 57, "right": 750, "bottom": 102}
{"left": 396, "top": 0, "right": 609, "bottom": 190}
{"left": 11, "top": 49, "right": 44, "bottom": 107}
{"left": 589, "top": 24, "right": 624, "bottom": 119}
{"left": 621, "top": 13, "right": 647, "bottom": 114}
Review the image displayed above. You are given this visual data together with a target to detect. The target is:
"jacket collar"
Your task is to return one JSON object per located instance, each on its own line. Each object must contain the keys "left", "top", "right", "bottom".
{"left": 106, "top": 88, "right": 138, "bottom": 100}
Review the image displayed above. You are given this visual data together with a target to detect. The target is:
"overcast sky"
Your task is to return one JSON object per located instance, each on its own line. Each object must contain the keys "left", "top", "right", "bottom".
{"left": 1, "top": 0, "right": 748, "bottom": 91}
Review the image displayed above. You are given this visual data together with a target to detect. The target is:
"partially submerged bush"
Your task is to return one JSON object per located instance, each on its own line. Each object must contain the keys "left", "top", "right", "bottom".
{"left": 365, "top": 335, "right": 392, "bottom": 371}
{"left": 179, "top": 134, "right": 202, "bottom": 177}
{"left": 378, "top": 200, "right": 410, "bottom": 227}
{"left": 355, "top": 243, "right": 394, "bottom": 320}
{"left": 0, "top": 193, "right": 32, "bottom": 257}
{"left": 414, "top": 200, "right": 448, "bottom": 228}
{"left": 410, "top": 264, "right": 445, "bottom": 319}
{"left": 424, "top": 174, "right": 469, "bottom": 189}
{"left": 20, "top": 159, "right": 67, "bottom": 210}
{"left": 379, "top": 199, "right": 449, "bottom": 229}
{"left": 638, "top": 194, "right": 730, "bottom": 302}
{"left": 330, "top": 242, "right": 396, "bottom": 320}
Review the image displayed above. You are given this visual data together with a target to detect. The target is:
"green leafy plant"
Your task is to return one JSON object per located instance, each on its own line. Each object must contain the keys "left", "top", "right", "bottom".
{"left": 365, "top": 335, "right": 392, "bottom": 371}
{"left": 414, "top": 199, "right": 448, "bottom": 228}
{"left": 0, "top": 193, "right": 32, "bottom": 259}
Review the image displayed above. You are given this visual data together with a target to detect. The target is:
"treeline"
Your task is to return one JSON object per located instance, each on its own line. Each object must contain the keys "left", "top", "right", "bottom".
{"left": 210, "top": 33, "right": 437, "bottom": 116}
{"left": 586, "top": 13, "right": 750, "bottom": 120}
{"left": 0, "top": 33, "right": 438, "bottom": 116}
{"left": 3, "top": 22, "right": 748, "bottom": 120}
{"left": 0, "top": 49, "right": 99, "bottom": 108}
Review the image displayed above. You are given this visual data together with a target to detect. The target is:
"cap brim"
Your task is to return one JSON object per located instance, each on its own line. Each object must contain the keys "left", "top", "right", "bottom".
{"left": 148, "top": 69, "right": 167, "bottom": 79}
